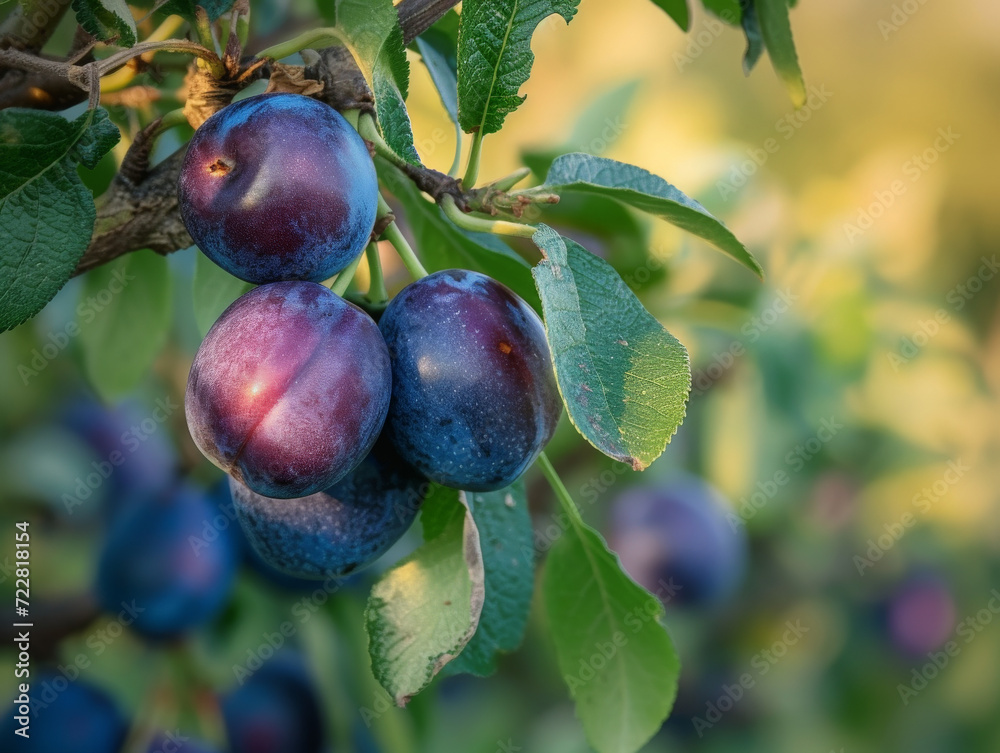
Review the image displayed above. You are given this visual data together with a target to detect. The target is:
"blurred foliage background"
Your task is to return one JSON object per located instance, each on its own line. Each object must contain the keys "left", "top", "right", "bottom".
{"left": 2, "top": 0, "right": 999, "bottom": 751}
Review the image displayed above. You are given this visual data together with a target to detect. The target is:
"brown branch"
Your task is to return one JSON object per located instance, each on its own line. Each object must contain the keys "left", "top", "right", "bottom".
{"left": 70, "top": 0, "right": 462, "bottom": 276}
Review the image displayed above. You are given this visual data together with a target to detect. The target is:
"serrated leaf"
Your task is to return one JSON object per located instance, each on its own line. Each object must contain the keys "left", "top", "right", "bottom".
{"left": 159, "top": 0, "right": 235, "bottom": 21}
{"left": 649, "top": 0, "right": 689, "bottom": 31}
{"left": 538, "top": 153, "right": 763, "bottom": 277}
{"left": 0, "top": 108, "right": 120, "bottom": 333}
{"left": 376, "top": 159, "right": 539, "bottom": 309}
{"left": 366, "top": 486, "right": 485, "bottom": 706}
{"left": 754, "top": 0, "right": 806, "bottom": 106}
{"left": 448, "top": 481, "right": 534, "bottom": 676}
{"left": 336, "top": 0, "right": 420, "bottom": 164}
{"left": 457, "top": 0, "right": 580, "bottom": 136}
{"left": 544, "top": 508, "right": 680, "bottom": 753}
{"left": 78, "top": 250, "right": 172, "bottom": 400}
{"left": 531, "top": 226, "right": 690, "bottom": 470}
{"left": 71, "top": 0, "right": 137, "bottom": 47}
{"left": 192, "top": 251, "right": 254, "bottom": 337}
{"left": 739, "top": 0, "right": 764, "bottom": 74}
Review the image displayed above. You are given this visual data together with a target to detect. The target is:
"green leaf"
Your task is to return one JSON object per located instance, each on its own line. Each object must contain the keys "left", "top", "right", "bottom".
{"left": 79, "top": 250, "right": 172, "bottom": 400}
{"left": 538, "top": 153, "right": 763, "bottom": 278}
{"left": 336, "top": 0, "right": 420, "bottom": 163}
{"left": 366, "top": 486, "right": 485, "bottom": 706}
{"left": 377, "top": 159, "right": 539, "bottom": 309}
{"left": 71, "top": 0, "right": 137, "bottom": 47}
{"left": 159, "top": 0, "right": 236, "bottom": 22}
{"left": 192, "top": 251, "right": 254, "bottom": 337}
{"left": 448, "top": 480, "right": 534, "bottom": 676}
{"left": 457, "top": 0, "right": 580, "bottom": 136}
{"left": 531, "top": 226, "right": 690, "bottom": 470}
{"left": 544, "top": 508, "right": 680, "bottom": 753}
{"left": 702, "top": 0, "right": 741, "bottom": 23}
{"left": 739, "top": 0, "right": 764, "bottom": 74}
{"left": 415, "top": 11, "right": 460, "bottom": 124}
{"left": 754, "top": 0, "right": 806, "bottom": 106}
{"left": 0, "top": 108, "right": 120, "bottom": 333}
{"left": 649, "top": 0, "right": 689, "bottom": 31}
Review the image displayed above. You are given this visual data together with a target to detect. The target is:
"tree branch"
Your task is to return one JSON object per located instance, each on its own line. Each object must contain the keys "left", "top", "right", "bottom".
{"left": 397, "top": 0, "right": 460, "bottom": 44}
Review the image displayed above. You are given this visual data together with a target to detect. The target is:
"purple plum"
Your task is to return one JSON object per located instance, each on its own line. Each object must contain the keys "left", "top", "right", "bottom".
{"left": 378, "top": 269, "right": 561, "bottom": 491}
{"left": 185, "top": 281, "right": 391, "bottom": 499}
{"left": 229, "top": 441, "right": 424, "bottom": 579}
{"left": 178, "top": 92, "right": 378, "bottom": 283}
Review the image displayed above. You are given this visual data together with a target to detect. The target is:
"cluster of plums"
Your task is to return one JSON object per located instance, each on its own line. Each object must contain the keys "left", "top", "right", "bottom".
{"left": 178, "top": 92, "right": 561, "bottom": 579}
{"left": 1, "top": 650, "right": 325, "bottom": 753}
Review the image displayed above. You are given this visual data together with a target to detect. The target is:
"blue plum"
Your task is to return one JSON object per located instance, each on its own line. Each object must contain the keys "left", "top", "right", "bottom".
{"left": 178, "top": 92, "right": 378, "bottom": 284}
{"left": 61, "top": 396, "right": 177, "bottom": 517}
{"left": 147, "top": 733, "right": 220, "bottom": 753}
{"left": 95, "top": 484, "right": 238, "bottom": 638}
{"left": 186, "top": 281, "right": 391, "bottom": 499}
{"left": 609, "top": 476, "right": 747, "bottom": 608}
{"left": 0, "top": 674, "right": 127, "bottom": 752}
{"left": 378, "top": 269, "right": 561, "bottom": 491}
{"left": 221, "top": 651, "right": 324, "bottom": 753}
{"left": 229, "top": 442, "right": 424, "bottom": 579}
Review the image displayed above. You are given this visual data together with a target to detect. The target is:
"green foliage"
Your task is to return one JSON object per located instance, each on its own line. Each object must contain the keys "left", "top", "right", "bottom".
{"left": 536, "top": 152, "right": 763, "bottom": 277}
{"left": 457, "top": 0, "right": 580, "bottom": 136}
{"left": 702, "top": 0, "right": 741, "bottom": 22}
{"left": 740, "top": 0, "right": 766, "bottom": 73}
{"left": 334, "top": 0, "right": 419, "bottom": 163}
{"left": 544, "top": 492, "right": 680, "bottom": 753}
{"left": 79, "top": 250, "right": 172, "bottom": 401}
{"left": 0, "top": 108, "right": 119, "bottom": 333}
{"left": 192, "top": 251, "right": 254, "bottom": 337}
{"left": 366, "top": 486, "right": 485, "bottom": 706}
{"left": 650, "top": 0, "right": 690, "bottom": 31}
{"left": 447, "top": 481, "right": 535, "bottom": 676}
{"left": 532, "top": 226, "right": 690, "bottom": 470}
{"left": 71, "top": 0, "right": 137, "bottom": 47}
{"left": 755, "top": 0, "right": 806, "bottom": 106}
{"left": 377, "top": 160, "right": 539, "bottom": 308}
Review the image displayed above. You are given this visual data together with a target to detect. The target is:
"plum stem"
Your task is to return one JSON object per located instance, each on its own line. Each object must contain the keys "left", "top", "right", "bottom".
{"left": 440, "top": 194, "right": 537, "bottom": 239}
{"left": 537, "top": 452, "right": 586, "bottom": 529}
{"left": 330, "top": 251, "right": 366, "bottom": 296}
{"left": 462, "top": 130, "right": 484, "bottom": 188}
{"left": 378, "top": 195, "right": 429, "bottom": 279}
{"left": 366, "top": 242, "right": 388, "bottom": 303}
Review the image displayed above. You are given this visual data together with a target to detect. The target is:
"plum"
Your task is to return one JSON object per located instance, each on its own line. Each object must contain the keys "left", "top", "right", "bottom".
{"left": 882, "top": 572, "right": 956, "bottom": 656}
{"left": 229, "top": 442, "right": 424, "bottom": 579}
{"left": 186, "top": 281, "right": 391, "bottom": 499}
{"left": 378, "top": 269, "right": 561, "bottom": 491}
{"left": 178, "top": 92, "right": 378, "bottom": 284}
{"left": 95, "top": 484, "right": 238, "bottom": 638}
{"left": 221, "top": 651, "right": 324, "bottom": 753}
{"left": 609, "top": 476, "right": 747, "bottom": 608}
{"left": 0, "top": 674, "right": 127, "bottom": 753}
